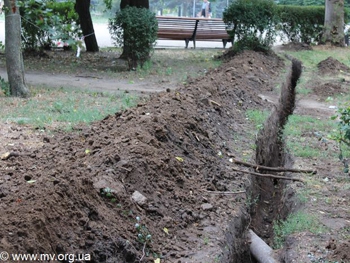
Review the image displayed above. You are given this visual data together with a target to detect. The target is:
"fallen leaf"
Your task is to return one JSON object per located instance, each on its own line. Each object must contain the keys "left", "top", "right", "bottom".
{"left": 163, "top": 227, "right": 169, "bottom": 235}
{"left": 154, "top": 259, "right": 160, "bottom": 263}
{"left": 27, "top": 180, "right": 36, "bottom": 184}
{"left": 175, "top": 157, "right": 183, "bottom": 162}
{"left": 85, "top": 149, "right": 91, "bottom": 154}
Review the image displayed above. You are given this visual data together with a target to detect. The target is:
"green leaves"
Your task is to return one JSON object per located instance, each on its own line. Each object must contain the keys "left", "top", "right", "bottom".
{"left": 223, "top": 0, "right": 278, "bottom": 53}
{"left": 332, "top": 105, "right": 350, "bottom": 147}
{"left": 19, "top": 0, "right": 81, "bottom": 50}
{"left": 108, "top": 7, "right": 158, "bottom": 70}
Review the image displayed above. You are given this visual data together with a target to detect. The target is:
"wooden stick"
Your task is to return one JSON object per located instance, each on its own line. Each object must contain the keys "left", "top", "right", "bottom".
{"left": 209, "top": 99, "right": 221, "bottom": 106}
{"left": 192, "top": 132, "right": 200, "bottom": 141}
{"left": 231, "top": 158, "right": 317, "bottom": 175}
{"left": 205, "top": 190, "right": 246, "bottom": 195}
{"left": 232, "top": 168, "right": 304, "bottom": 183}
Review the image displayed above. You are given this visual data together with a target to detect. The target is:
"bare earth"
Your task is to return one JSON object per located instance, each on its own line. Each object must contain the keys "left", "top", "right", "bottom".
{"left": 0, "top": 47, "right": 349, "bottom": 263}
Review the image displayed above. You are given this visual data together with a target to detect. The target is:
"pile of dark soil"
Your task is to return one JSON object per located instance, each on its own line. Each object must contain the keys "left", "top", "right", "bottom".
{"left": 317, "top": 56, "right": 350, "bottom": 75}
{"left": 312, "top": 82, "right": 344, "bottom": 99}
{"left": 326, "top": 238, "right": 350, "bottom": 262}
{"left": 0, "top": 51, "right": 284, "bottom": 262}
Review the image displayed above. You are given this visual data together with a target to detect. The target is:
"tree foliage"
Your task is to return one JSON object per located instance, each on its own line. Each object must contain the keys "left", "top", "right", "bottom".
{"left": 109, "top": 6, "right": 158, "bottom": 70}
{"left": 19, "top": 0, "right": 80, "bottom": 50}
{"left": 223, "top": 0, "right": 278, "bottom": 52}
{"left": 276, "top": 5, "right": 324, "bottom": 44}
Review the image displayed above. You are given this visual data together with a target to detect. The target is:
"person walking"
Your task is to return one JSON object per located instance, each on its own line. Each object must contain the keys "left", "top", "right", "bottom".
{"left": 197, "top": 0, "right": 212, "bottom": 18}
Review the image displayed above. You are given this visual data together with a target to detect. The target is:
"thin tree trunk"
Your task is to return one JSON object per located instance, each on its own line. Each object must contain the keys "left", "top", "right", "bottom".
{"left": 75, "top": 0, "right": 99, "bottom": 52}
{"left": 4, "top": 0, "right": 29, "bottom": 98}
{"left": 321, "top": 0, "right": 345, "bottom": 46}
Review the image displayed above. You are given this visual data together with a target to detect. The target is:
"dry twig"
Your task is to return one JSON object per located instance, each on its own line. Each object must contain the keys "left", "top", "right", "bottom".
{"left": 231, "top": 158, "right": 316, "bottom": 175}
{"left": 232, "top": 167, "right": 304, "bottom": 183}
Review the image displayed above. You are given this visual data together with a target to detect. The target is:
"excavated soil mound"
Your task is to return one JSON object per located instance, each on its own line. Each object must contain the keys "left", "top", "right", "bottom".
{"left": 312, "top": 82, "right": 345, "bottom": 99}
{"left": 317, "top": 56, "right": 350, "bottom": 75}
{"left": 0, "top": 51, "right": 284, "bottom": 262}
{"left": 326, "top": 239, "right": 350, "bottom": 262}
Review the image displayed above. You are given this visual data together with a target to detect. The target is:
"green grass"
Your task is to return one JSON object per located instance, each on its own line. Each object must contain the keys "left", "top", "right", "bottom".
{"left": 20, "top": 49, "right": 223, "bottom": 86}
{"left": 285, "top": 115, "right": 336, "bottom": 137}
{"left": 273, "top": 211, "right": 327, "bottom": 249}
{"left": 284, "top": 114, "right": 338, "bottom": 158}
{"left": 284, "top": 48, "right": 350, "bottom": 69}
{"left": 0, "top": 86, "right": 138, "bottom": 130}
{"left": 245, "top": 109, "right": 269, "bottom": 130}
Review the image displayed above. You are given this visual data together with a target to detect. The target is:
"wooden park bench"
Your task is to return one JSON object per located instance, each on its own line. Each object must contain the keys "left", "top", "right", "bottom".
{"left": 156, "top": 16, "right": 233, "bottom": 49}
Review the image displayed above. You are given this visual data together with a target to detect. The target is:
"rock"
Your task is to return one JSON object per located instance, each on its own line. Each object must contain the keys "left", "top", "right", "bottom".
{"left": 131, "top": 191, "right": 147, "bottom": 206}
{"left": 93, "top": 176, "right": 124, "bottom": 197}
{"left": 201, "top": 203, "right": 214, "bottom": 211}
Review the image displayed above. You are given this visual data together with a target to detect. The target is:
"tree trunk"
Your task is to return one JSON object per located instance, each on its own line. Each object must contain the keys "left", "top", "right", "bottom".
{"left": 75, "top": 0, "right": 99, "bottom": 52}
{"left": 119, "top": 0, "right": 149, "bottom": 59}
{"left": 4, "top": 0, "right": 30, "bottom": 98}
{"left": 321, "top": 0, "right": 345, "bottom": 46}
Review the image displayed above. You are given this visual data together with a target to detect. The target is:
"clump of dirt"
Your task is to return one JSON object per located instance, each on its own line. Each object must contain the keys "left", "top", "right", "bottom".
{"left": 317, "top": 56, "right": 350, "bottom": 75}
{"left": 326, "top": 238, "right": 350, "bottom": 262}
{"left": 312, "top": 82, "right": 345, "bottom": 99}
{"left": 0, "top": 51, "right": 284, "bottom": 262}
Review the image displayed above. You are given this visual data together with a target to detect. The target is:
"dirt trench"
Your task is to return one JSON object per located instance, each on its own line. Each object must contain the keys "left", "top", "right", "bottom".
{"left": 0, "top": 51, "right": 305, "bottom": 263}
{"left": 248, "top": 59, "right": 303, "bottom": 261}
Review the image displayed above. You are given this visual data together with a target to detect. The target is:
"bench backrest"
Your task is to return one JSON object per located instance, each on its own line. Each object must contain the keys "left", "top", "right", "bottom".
{"left": 156, "top": 16, "right": 231, "bottom": 40}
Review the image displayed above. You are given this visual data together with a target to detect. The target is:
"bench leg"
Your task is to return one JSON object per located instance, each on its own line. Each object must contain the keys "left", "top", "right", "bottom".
{"left": 185, "top": 39, "right": 189, "bottom": 49}
{"left": 223, "top": 39, "right": 227, "bottom": 48}
{"left": 223, "top": 39, "right": 233, "bottom": 48}
{"left": 193, "top": 40, "right": 196, "bottom": 49}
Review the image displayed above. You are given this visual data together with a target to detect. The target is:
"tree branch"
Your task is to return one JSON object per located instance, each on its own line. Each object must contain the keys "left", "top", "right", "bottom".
{"left": 232, "top": 167, "right": 304, "bottom": 183}
{"left": 231, "top": 158, "right": 316, "bottom": 175}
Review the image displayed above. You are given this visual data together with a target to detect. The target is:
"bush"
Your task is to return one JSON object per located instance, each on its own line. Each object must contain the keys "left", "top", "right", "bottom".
{"left": 0, "top": 76, "right": 10, "bottom": 97}
{"left": 19, "top": 0, "right": 81, "bottom": 51}
{"left": 109, "top": 6, "right": 158, "bottom": 70}
{"left": 223, "top": 0, "right": 278, "bottom": 53}
{"left": 332, "top": 106, "right": 350, "bottom": 144}
{"left": 276, "top": 5, "right": 324, "bottom": 44}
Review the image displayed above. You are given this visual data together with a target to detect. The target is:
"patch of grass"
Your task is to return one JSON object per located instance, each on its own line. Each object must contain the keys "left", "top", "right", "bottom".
{"left": 286, "top": 141, "right": 322, "bottom": 158}
{"left": 0, "top": 86, "right": 138, "bottom": 130}
{"left": 284, "top": 114, "right": 338, "bottom": 158}
{"left": 286, "top": 115, "right": 335, "bottom": 137}
{"left": 245, "top": 109, "right": 269, "bottom": 130}
{"left": 273, "top": 211, "right": 327, "bottom": 249}
{"left": 284, "top": 48, "right": 350, "bottom": 69}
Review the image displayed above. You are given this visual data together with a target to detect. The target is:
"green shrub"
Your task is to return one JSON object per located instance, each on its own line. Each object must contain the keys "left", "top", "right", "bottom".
{"left": 108, "top": 6, "right": 158, "bottom": 70}
{"left": 0, "top": 76, "right": 10, "bottom": 97}
{"left": 331, "top": 105, "right": 350, "bottom": 173}
{"left": 223, "top": 0, "right": 278, "bottom": 53}
{"left": 19, "top": 0, "right": 81, "bottom": 51}
{"left": 276, "top": 5, "right": 324, "bottom": 44}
